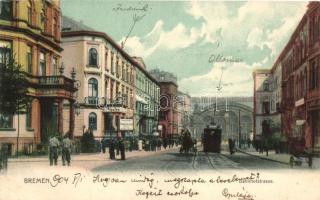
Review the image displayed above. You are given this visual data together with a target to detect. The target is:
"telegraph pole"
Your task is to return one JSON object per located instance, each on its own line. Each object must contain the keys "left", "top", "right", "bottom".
{"left": 238, "top": 109, "right": 241, "bottom": 148}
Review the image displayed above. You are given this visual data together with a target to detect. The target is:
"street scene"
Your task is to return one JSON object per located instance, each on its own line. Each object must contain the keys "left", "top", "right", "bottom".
{"left": 1, "top": 0, "right": 320, "bottom": 176}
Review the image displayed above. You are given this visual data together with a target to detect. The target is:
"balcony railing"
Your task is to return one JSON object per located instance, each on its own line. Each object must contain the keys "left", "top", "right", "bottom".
{"left": 84, "top": 97, "right": 99, "bottom": 105}
{"left": 27, "top": 75, "right": 75, "bottom": 89}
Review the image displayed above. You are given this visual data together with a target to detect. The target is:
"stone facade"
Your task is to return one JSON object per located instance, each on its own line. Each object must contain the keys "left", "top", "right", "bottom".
{"left": 0, "top": 0, "right": 76, "bottom": 155}
{"left": 132, "top": 57, "right": 160, "bottom": 137}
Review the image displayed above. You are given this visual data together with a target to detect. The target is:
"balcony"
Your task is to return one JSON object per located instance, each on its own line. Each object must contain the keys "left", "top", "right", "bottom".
{"left": 84, "top": 97, "right": 99, "bottom": 105}
{"left": 27, "top": 75, "right": 77, "bottom": 99}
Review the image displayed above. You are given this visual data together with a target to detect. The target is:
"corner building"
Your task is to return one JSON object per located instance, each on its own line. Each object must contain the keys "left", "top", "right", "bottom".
{"left": 0, "top": 0, "right": 77, "bottom": 155}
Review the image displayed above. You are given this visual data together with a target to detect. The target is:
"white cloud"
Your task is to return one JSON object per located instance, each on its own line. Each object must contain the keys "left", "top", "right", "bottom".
{"left": 122, "top": 20, "right": 202, "bottom": 57}
{"left": 247, "top": 28, "right": 265, "bottom": 50}
{"left": 179, "top": 62, "right": 254, "bottom": 97}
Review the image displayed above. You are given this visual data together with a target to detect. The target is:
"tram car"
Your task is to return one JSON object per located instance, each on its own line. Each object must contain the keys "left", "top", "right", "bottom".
{"left": 202, "top": 123, "right": 222, "bottom": 153}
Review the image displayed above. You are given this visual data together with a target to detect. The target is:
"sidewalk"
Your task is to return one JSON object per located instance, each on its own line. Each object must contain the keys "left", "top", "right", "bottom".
{"left": 236, "top": 147, "right": 320, "bottom": 169}
{"left": 4, "top": 146, "right": 179, "bottom": 175}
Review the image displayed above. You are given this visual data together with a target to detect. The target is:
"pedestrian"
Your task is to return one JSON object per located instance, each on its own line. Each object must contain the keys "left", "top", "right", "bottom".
{"left": 101, "top": 139, "right": 106, "bottom": 154}
{"left": 228, "top": 138, "right": 234, "bottom": 155}
{"left": 247, "top": 138, "right": 251, "bottom": 149}
{"left": 109, "top": 139, "right": 115, "bottom": 159}
{"left": 62, "top": 133, "right": 72, "bottom": 166}
{"left": 157, "top": 139, "right": 162, "bottom": 150}
{"left": 119, "top": 139, "right": 126, "bottom": 160}
{"left": 138, "top": 139, "right": 143, "bottom": 151}
{"left": 49, "top": 135, "right": 60, "bottom": 166}
{"left": 163, "top": 139, "right": 167, "bottom": 149}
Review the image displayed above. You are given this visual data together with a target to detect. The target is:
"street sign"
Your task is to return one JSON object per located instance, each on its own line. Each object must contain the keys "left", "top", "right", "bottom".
{"left": 120, "top": 119, "right": 134, "bottom": 131}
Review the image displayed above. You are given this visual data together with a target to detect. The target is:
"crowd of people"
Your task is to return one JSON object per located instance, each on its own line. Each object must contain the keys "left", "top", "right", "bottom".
{"left": 103, "top": 137, "right": 180, "bottom": 160}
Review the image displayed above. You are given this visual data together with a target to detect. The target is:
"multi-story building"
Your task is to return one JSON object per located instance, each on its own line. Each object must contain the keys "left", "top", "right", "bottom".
{"left": 132, "top": 57, "right": 160, "bottom": 137}
{"left": 176, "top": 91, "right": 192, "bottom": 135}
{"left": 61, "top": 16, "right": 142, "bottom": 140}
{"left": 253, "top": 2, "right": 320, "bottom": 155}
{"left": 0, "top": 0, "right": 77, "bottom": 155}
{"left": 149, "top": 69, "right": 178, "bottom": 138}
{"left": 253, "top": 69, "right": 274, "bottom": 140}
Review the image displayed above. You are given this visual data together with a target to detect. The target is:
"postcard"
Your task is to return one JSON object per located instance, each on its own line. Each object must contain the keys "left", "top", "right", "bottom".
{"left": 0, "top": 0, "right": 320, "bottom": 200}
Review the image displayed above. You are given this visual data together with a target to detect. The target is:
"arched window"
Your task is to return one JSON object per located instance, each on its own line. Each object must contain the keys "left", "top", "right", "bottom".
{"left": 88, "top": 78, "right": 98, "bottom": 97}
{"left": 89, "top": 48, "right": 98, "bottom": 66}
{"left": 263, "top": 80, "right": 269, "bottom": 91}
{"left": 88, "top": 112, "right": 97, "bottom": 130}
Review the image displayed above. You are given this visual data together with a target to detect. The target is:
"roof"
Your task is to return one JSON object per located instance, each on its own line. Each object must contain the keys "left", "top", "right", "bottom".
{"left": 61, "top": 16, "right": 159, "bottom": 86}
{"left": 61, "top": 16, "right": 95, "bottom": 32}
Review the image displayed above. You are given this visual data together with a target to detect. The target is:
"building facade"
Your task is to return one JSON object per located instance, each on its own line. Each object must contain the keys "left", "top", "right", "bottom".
{"left": 253, "top": 69, "right": 274, "bottom": 140}
{"left": 176, "top": 91, "right": 192, "bottom": 135}
{"left": 0, "top": 0, "right": 77, "bottom": 155}
{"left": 132, "top": 57, "right": 160, "bottom": 137}
{"left": 149, "top": 69, "right": 178, "bottom": 138}
{"left": 61, "top": 16, "right": 142, "bottom": 140}
{"left": 253, "top": 2, "right": 320, "bottom": 154}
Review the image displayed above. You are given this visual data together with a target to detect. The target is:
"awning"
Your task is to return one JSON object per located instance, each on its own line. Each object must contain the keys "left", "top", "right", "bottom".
{"left": 136, "top": 94, "right": 148, "bottom": 104}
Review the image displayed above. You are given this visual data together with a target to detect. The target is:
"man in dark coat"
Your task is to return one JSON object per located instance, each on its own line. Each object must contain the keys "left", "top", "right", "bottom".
{"left": 109, "top": 139, "right": 115, "bottom": 159}
{"left": 119, "top": 139, "right": 126, "bottom": 160}
{"left": 228, "top": 138, "right": 234, "bottom": 155}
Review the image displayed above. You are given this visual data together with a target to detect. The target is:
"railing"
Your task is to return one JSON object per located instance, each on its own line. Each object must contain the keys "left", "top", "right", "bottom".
{"left": 84, "top": 97, "right": 99, "bottom": 105}
{"left": 27, "top": 75, "right": 75, "bottom": 89}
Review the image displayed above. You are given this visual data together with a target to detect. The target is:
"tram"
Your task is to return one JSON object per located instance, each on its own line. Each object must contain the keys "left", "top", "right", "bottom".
{"left": 202, "top": 123, "right": 222, "bottom": 153}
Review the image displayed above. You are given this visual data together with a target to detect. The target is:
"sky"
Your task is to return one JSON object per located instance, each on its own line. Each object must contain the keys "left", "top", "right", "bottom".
{"left": 61, "top": 0, "right": 307, "bottom": 97}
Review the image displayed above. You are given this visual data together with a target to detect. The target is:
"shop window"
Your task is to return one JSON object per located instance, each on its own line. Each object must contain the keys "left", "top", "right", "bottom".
{"left": 88, "top": 112, "right": 97, "bottom": 130}
{"left": 89, "top": 48, "right": 98, "bottom": 66}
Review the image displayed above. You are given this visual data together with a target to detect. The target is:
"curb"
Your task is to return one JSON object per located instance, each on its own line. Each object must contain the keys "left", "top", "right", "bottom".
{"left": 235, "top": 148, "right": 289, "bottom": 165}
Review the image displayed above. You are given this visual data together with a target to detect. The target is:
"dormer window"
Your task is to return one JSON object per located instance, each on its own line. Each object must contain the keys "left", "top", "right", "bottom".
{"left": 89, "top": 48, "right": 98, "bottom": 67}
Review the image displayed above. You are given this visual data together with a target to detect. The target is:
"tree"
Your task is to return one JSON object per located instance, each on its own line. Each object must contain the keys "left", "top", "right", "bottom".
{"left": 0, "top": 48, "right": 29, "bottom": 156}
{"left": 80, "top": 129, "right": 96, "bottom": 153}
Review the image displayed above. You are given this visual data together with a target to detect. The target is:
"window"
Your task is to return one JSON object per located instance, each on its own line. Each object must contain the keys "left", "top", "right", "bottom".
{"left": 88, "top": 78, "right": 98, "bottom": 97}
{"left": 262, "top": 101, "right": 270, "bottom": 114}
{"left": 0, "top": 40, "right": 12, "bottom": 67}
{"left": 310, "top": 61, "right": 318, "bottom": 90}
{"left": 39, "top": 52, "right": 46, "bottom": 76}
{"left": 0, "top": 0, "right": 12, "bottom": 20}
{"left": 53, "top": 17, "right": 57, "bottom": 38}
{"left": 0, "top": 113, "right": 13, "bottom": 128}
{"left": 105, "top": 50, "right": 108, "bottom": 71}
{"left": 41, "top": 9, "right": 46, "bottom": 31}
{"left": 27, "top": 46, "right": 32, "bottom": 73}
{"left": 88, "top": 112, "right": 97, "bottom": 130}
{"left": 89, "top": 48, "right": 98, "bottom": 66}
{"left": 27, "top": 0, "right": 32, "bottom": 24}
{"left": 111, "top": 52, "right": 114, "bottom": 74}
{"left": 51, "top": 57, "right": 57, "bottom": 75}
{"left": 263, "top": 80, "right": 269, "bottom": 91}
{"left": 26, "top": 104, "right": 32, "bottom": 129}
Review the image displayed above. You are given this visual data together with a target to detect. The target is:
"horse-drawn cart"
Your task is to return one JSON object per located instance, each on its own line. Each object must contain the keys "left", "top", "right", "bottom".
{"left": 288, "top": 137, "right": 312, "bottom": 168}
